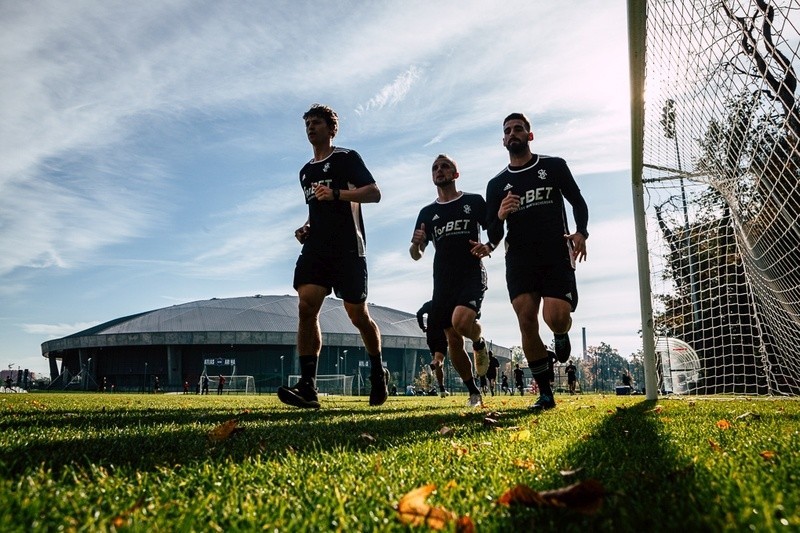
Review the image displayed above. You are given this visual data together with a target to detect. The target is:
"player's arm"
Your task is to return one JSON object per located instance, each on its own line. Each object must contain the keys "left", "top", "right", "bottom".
{"left": 469, "top": 195, "right": 494, "bottom": 258}
{"left": 294, "top": 219, "right": 310, "bottom": 243}
{"left": 485, "top": 181, "right": 506, "bottom": 250}
{"left": 559, "top": 166, "right": 589, "bottom": 262}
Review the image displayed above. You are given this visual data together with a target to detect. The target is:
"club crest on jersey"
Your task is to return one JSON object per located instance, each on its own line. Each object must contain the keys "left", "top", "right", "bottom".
{"left": 323, "top": 162, "right": 331, "bottom": 173}
{"left": 463, "top": 205, "right": 472, "bottom": 214}
{"left": 538, "top": 169, "right": 547, "bottom": 180}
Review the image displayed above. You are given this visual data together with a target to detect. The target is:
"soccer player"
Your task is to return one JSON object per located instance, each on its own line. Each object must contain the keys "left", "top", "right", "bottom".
{"left": 278, "top": 104, "right": 387, "bottom": 409}
{"left": 486, "top": 350, "right": 501, "bottom": 396}
{"left": 410, "top": 154, "right": 492, "bottom": 408}
{"left": 486, "top": 112, "right": 589, "bottom": 411}
{"left": 565, "top": 359, "right": 578, "bottom": 394}
{"left": 417, "top": 300, "right": 449, "bottom": 397}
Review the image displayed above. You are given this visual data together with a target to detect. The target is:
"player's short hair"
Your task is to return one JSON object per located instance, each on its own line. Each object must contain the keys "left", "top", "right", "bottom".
{"left": 433, "top": 153, "right": 458, "bottom": 173}
{"left": 303, "top": 104, "right": 339, "bottom": 138}
{"left": 503, "top": 112, "right": 531, "bottom": 132}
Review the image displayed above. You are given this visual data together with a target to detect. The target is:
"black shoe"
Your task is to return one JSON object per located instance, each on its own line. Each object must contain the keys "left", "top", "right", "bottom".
{"left": 369, "top": 369, "right": 388, "bottom": 406}
{"left": 277, "top": 382, "right": 320, "bottom": 409}
{"left": 530, "top": 393, "right": 556, "bottom": 412}
{"left": 554, "top": 332, "right": 571, "bottom": 363}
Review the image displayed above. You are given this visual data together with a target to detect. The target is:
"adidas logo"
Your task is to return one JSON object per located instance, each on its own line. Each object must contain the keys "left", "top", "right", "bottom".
{"left": 432, "top": 214, "right": 440, "bottom": 221}
{"left": 565, "top": 292, "right": 573, "bottom": 301}
{"left": 503, "top": 183, "right": 513, "bottom": 191}
{"left": 469, "top": 300, "right": 477, "bottom": 307}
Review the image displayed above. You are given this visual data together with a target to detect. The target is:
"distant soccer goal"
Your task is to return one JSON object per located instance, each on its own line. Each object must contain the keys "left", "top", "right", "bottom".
{"left": 207, "top": 375, "right": 256, "bottom": 395}
{"left": 288, "top": 374, "right": 353, "bottom": 396}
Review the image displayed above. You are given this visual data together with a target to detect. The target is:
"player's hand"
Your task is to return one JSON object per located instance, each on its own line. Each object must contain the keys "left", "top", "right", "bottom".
{"left": 295, "top": 224, "right": 310, "bottom": 243}
{"left": 411, "top": 223, "right": 427, "bottom": 246}
{"left": 313, "top": 182, "right": 334, "bottom": 201}
{"left": 565, "top": 232, "right": 587, "bottom": 263}
{"left": 469, "top": 240, "right": 492, "bottom": 258}
{"left": 498, "top": 190, "right": 520, "bottom": 220}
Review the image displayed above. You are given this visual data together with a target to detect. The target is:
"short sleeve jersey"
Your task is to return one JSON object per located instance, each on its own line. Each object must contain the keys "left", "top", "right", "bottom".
{"left": 299, "top": 147, "right": 375, "bottom": 257}
{"left": 486, "top": 155, "right": 583, "bottom": 265}
{"left": 413, "top": 192, "right": 487, "bottom": 279}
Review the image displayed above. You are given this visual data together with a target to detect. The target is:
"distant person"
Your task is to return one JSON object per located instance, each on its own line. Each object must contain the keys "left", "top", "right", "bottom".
{"left": 500, "top": 374, "right": 510, "bottom": 395}
{"left": 217, "top": 374, "right": 225, "bottom": 395}
{"left": 565, "top": 360, "right": 578, "bottom": 394}
{"left": 485, "top": 112, "right": 589, "bottom": 411}
{"left": 278, "top": 103, "right": 387, "bottom": 410}
{"left": 153, "top": 376, "right": 160, "bottom": 394}
{"left": 201, "top": 375, "right": 209, "bottom": 395}
{"left": 183, "top": 381, "right": 190, "bottom": 394}
{"left": 3, "top": 375, "right": 14, "bottom": 392}
{"left": 486, "top": 351, "right": 501, "bottom": 396}
{"left": 417, "top": 299, "right": 449, "bottom": 397}
{"left": 513, "top": 364, "right": 525, "bottom": 396}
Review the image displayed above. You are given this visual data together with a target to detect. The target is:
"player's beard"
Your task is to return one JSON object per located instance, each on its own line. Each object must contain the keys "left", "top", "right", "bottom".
{"left": 505, "top": 139, "right": 528, "bottom": 156}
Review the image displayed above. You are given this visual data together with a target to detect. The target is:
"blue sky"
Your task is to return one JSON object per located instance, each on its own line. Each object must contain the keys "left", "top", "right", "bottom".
{"left": 0, "top": 0, "right": 638, "bottom": 377}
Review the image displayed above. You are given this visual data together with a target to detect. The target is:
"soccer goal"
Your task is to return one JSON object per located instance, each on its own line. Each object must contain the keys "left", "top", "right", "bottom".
{"left": 288, "top": 374, "right": 353, "bottom": 396}
{"left": 207, "top": 375, "right": 256, "bottom": 395}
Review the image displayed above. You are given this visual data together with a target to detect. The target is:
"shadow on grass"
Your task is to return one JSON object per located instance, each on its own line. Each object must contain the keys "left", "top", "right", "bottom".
{"left": 0, "top": 396, "right": 534, "bottom": 476}
{"left": 503, "top": 399, "right": 713, "bottom": 532}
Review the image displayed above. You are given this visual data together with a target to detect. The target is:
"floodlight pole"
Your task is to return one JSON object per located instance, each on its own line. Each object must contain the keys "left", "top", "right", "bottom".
{"left": 280, "top": 355, "right": 284, "bottom": 386}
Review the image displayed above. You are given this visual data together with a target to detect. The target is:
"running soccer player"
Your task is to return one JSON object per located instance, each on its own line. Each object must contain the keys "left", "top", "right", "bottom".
{"left": 410, "top": 154, "right": 492, "bottom": 408}
{"left": 485, "top": 112, "right": 589, "bottom": 411}
{"left": 278, "top": 103, "right": 387, "bottom": 409}
{"left": 417, "top": 300, "right": 449, "bottom": 397}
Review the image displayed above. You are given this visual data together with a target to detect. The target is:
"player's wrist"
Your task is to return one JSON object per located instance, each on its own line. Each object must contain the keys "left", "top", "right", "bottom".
{"left": 333, "top": 188, "right": 340, "bottom": 201}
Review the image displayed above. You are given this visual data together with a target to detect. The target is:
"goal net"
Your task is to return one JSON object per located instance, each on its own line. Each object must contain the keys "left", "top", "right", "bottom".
{"left": 207, "top": 375, "right": 255, "bottom": 394}
{"left": 288, "top": 374, "right": 353, "bottom": 396}
{"left": 632, "top": 0, "right": 800, "bottom": 394}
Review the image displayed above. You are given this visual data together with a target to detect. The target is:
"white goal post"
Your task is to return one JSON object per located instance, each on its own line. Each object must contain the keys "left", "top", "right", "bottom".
{"left": 207, "top": 375, "right": 255, "bottom": 394}
{"left": 288, "top": 374, "right": 353, "bottom": 396}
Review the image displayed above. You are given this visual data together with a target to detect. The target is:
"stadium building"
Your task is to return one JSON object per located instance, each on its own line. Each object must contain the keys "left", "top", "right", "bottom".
{"left": 41, "top": 295, "right": 510, "bottom": 393}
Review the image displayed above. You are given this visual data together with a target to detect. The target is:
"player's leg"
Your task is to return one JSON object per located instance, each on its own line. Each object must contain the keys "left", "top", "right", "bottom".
{"left": 512, "top": 292, "right": 555, "bottom": 411}
{"left": 445, "top": 327, "right": 482, "bottom": 407}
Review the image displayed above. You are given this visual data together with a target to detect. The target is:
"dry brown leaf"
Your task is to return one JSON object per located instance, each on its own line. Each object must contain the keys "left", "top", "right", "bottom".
{"left": 759, "top": 450, "right": 777, "bottom": 461}
{"left": 439, "top": 426, "right": 455, "bottom": 436}
{"left": 708, "top": 439, "right": 722, "bottom": 452}
{"left": 444, "top": 479, "right": 458, "bottom": 490}
{"left": 483, "top": 417, "right": 500, "bottom": 427}
{"left": 110, "top": 495, "right": 145, "bottom": 528}
{"left": 513, "top": 458, "right": 537, "bottom": 471}
{"left": 716, "top": 419, "right": 731, "bottom": 430}
{"left": 207, "top": 419, "right": 242, "bottom": 443}
{"left": 498, "top": 480, "right": 604, "bottom": 515}
{"left": 735, "top": 411, "right": 760, "bottom": 421}
{"left": 360, "top": 432, "right": 377, "bottom": 443}
{"left": 396, "top": 484, "right": 455, "bottom": 530}
{"left": 652, "top": 405, "right": 664, "bottom": 414}
{"left": 455, "top": 515, "right": 475, "bottom": 533}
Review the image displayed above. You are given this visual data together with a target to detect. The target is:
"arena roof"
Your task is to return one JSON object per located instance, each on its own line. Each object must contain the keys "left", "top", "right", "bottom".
{"left": 41, "top": 295, "right": 427, "bottom": 355}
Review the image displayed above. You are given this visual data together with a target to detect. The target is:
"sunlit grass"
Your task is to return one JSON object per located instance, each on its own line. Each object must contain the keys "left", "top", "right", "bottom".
{"left": 0, "top": 393, "right": 797, "bottom": 531}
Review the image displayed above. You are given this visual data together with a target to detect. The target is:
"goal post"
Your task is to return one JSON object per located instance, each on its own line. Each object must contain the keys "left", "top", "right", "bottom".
{"left": 207, "top": 375, "right": 255, "bottom": 395}
{"left": 287, "top": 374, "right": 353, "bottom": 396}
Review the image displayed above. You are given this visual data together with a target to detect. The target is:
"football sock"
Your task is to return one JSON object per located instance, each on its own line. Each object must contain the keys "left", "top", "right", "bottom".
{"left": 464, "top": 378, "right": 481, "bottom": 395}
{"left": 299, "top": 355, "right": 318, "bottom": 388}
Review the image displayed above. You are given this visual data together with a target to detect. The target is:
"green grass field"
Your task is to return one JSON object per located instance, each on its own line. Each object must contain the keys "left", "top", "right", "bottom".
{"left": 0, "top": 392, "right": 797, "bottom": 532}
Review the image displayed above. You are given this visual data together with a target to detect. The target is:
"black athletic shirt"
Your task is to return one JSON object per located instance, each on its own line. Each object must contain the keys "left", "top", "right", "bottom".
{"left": 413, "top": 192, "right": 487, "bottom": 279}
{"left": 486, "top": 154, "right": 588, "bottom": 265}
{"left": 299, "top": 147, "right": 375, "bottom": 257}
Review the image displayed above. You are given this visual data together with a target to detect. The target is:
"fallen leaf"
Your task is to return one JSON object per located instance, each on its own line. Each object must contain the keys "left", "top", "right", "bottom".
{"left": 498, "top": 480, "right": 604, "bottom": 515}
{"left": 652, "top": 405, "right": 664, "bottom": 414}
{"left": 759, "top": 450, "right": 777, "bottom": 461}
{"left": 110, "top": 495, "right": 145, "bottom": 528}
{"left": 207, "top": 419, "right": 242, "bottom": 443}
{"left": 396, "top": 484, "right": 455, "bottom": 529}
{"left": 360, "top": 432, "right": 377, "bottom": 443}
{"left": 735, "top": 412, "right": 761, "bottom": 421}
{"left": 455, "top": 515, "right": 475, "bottom": 533}
{"left": 559, "top": 468, "right": 583, "bottom": 477}
{"left": 513, "top": 458, "right": 537, "bottom": 471}
{"left": 707, "top": 439, "right": 722, "bottom": 452}
{"left": 486, "top": 411, "right": 502, "bottom": 419}
{"left": 509, "top": 429, "right": 531, "bottom": 442}
{"left": 483, "top": 417, "right": 500, "bottom": 427}
{"left": 716, "top": 419, "right": 731, "bottom": 430}
{"left": 444, "top": 479, "right": 458, "bottom": 490}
